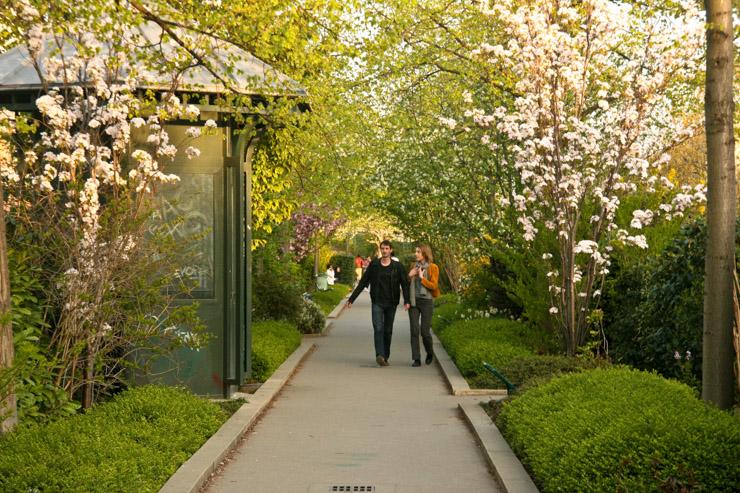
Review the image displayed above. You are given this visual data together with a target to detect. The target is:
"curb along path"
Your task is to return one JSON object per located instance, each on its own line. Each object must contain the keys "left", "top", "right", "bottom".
{"left": 189, "top": 291, "right": 535, "bottom": 493}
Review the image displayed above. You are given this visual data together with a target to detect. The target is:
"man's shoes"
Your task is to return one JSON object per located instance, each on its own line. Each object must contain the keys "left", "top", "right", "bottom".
{"left": 425, "top": 354, "right": 434, "bottom": 365}
{"left": 376, "top": 355, "right": 386, "bottom": 366}
{"left": 412, "top": 360, "right": 421, "bottom": 367}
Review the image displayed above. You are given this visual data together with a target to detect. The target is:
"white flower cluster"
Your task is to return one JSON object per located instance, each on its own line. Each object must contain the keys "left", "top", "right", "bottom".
{"left": 464, "top": 0, "right": 705, "bottom": 326}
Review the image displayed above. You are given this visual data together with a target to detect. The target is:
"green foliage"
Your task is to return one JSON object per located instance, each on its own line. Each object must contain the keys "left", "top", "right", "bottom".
{"left": 433, "top": 293, "right": 459, "bottom": 307}
{"left": 431, "top": 302, "right": 465, "bottom": 331}
{"left": 462, "top": 257, "right": 523, "bottom": 317}
{"left": 4, "top": 249, "right": 78, "bottom": 425}
{"left": 438, "top": 317, "right": 585, "bottom": 388}
{"left": 311, "top": 283, "right": 351, "bottom": 316}
{"left": 470, "top": 354, "right": 608, "bottom": 390}
{"left": 497, "top": 367, "right": 740, "bottom": 492}
{"left": 250, "top": 321, "right": 301, "bottom": 382}
{"left": 216, "top": 397, "right": 247, "bottom": 417}
{"left": 295, "top": 298, "right": 326, "bottom": 334}
{"left": 0, "top": 385, "right": 227, "bottom": 492}
{"left": 329, "top": 254, "right": 355, "bottom": 285}
{"left": 602, "top": 217, "right": 737, "bottom": 387}
{"left": 252, "top": 234, "right": 307, "bottom": 323}
{"left": 437, "top": 318, "right": 535, "bottom": 377}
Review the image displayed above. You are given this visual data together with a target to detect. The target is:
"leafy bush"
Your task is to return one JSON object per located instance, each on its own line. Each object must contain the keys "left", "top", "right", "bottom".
{"left": 602, "top": 217, "right": 740, "bottom": 387}
{"left": 251, "top": 320, "right": 301, "bottom": 382}
{"left": 5, "top": 248, "right": 78, "bottom": 425}
{"left": 329, "top": 254, "right": 355, "bottom": 285}
{"left": 498, "top": 367, "right": 740, "bottom": 492}
{"left": 295, "top": 298, "right": 326, "bottom": 334}
{"left": 462, "top": 256, "right": 523, "bottom": 317}
{"left": 311, "top": 282, "right": 351, "bottom": 315}
{"left": 252, "top": 236, "right": 308, "bottom": 322}
{"left": 0, "top": 385, "right": 227, "bottom": 492}
{"left": 252, "top": 268, "right": 304, "bottom": 322}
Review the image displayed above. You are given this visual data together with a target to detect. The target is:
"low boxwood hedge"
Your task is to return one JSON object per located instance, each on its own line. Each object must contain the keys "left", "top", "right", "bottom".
{"left": 431, "top": 302, "right": 465, "bottom": 331}
{"left": 438, "top": 318, "right": 608, "bottom": 388}
{"left": 469, "top": 353, "right": 608, "bottom": 390}
{"left": 251, "top": 320, "right": 301, "bottom": 382}
{"left": 0, "top": 385, "right": 227, "bottom": 492}
{"left": 498, "top": 367, "right": 740, "bottom": 492}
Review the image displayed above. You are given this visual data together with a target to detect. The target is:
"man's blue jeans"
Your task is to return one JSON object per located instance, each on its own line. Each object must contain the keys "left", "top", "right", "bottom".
{"left": 371, "top": 303, "right": 397, "bottom": 360}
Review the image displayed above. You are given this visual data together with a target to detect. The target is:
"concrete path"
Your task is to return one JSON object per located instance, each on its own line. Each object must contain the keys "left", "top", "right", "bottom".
{"left": 205, "top": 291, "right": 502, "bottom": 493}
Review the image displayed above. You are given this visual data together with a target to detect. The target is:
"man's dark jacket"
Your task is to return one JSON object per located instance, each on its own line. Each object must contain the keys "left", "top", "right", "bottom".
{"left": 348, "top": 258, "right": 410, "bottom": 306}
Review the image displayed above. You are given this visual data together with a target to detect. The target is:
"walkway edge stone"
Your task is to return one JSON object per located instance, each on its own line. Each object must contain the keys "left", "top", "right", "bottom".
{"left": 158, "top": 340, "right": 316, "bottom": 493}
{"left": 459, "top": 402, "right": 539, "bottom": 493}
{"left": 432, "top": 332, "right": 507, "bottom": 396}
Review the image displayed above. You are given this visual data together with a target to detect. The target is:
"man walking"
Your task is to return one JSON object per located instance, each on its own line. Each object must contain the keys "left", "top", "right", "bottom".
{"left": 346, "top": 240, "right": 410, "bottom": 366}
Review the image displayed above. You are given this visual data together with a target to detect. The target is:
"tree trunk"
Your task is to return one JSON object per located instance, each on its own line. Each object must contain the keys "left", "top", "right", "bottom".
{"left": 702, "top": 0, "right": 736, "bottom": 409}
{"left": 0, "top": 179, "right": 17, "bottom": 432}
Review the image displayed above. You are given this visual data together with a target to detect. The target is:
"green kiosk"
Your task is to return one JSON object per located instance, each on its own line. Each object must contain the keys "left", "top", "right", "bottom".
{"left": 0, "top": 24, "right": 306, "bottom": 397}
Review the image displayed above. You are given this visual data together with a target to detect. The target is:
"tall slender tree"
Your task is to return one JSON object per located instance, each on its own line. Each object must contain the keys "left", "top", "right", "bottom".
{"left": 702, "top": 0, "right": 736, "bottom": 409}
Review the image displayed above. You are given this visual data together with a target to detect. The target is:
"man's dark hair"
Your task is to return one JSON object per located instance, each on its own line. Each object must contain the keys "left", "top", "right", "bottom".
{"left": 380, "top": 240, "right": 393, "bottom": 248}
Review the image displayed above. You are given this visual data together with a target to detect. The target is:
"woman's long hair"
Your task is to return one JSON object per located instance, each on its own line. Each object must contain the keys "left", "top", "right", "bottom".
{"left": 417, "top": 244, "right": 433, "bottom": 263}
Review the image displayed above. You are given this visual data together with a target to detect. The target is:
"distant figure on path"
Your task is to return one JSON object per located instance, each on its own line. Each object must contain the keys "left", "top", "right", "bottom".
{"left": 354, "top": 255, "right": 363, "bottom": 285}
{"left": 326, "top": 264, "right": 335, "bottom": 286}
{"left": 408, "top": 244, "right": 439, "bottom": 367}
{"left": 346, "top": 240, "right": 410, "bottom": 366}
{"left": 335, "top": 265, "right": 342, "bottom": 283}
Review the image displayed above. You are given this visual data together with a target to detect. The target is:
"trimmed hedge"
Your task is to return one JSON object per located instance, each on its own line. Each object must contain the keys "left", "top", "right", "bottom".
{"left": 498, "top": 367, "right": 740, "bottom": 492}
{"left": 437, "top": 318, "right": 535, "bottom": 377}
{"left": 0, "top": 385, "right": 227, "bottom": 492}
{"left": 469, "top": 353, "right": 607, "bottom": 390}
{"left": 251, "top": 320, "right": 301, "bottom": 382}
{"left": 431, "top": 302, "right": 465, "bottom": 331}
{"left": 437, "top": 318, "right": 605, "bottom": 388}
{"left": 433, "top": 293, "right": 459, "bottom": 307}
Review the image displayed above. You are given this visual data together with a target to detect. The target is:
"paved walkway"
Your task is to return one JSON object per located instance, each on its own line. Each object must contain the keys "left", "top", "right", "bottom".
{"left": 205, "top": 291, "right": 502, "bottom": 493}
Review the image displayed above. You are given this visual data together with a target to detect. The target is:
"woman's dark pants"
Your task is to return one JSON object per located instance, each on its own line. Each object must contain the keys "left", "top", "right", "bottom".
{"left": 409, "top": 297, "right": 434, "bottom": 361}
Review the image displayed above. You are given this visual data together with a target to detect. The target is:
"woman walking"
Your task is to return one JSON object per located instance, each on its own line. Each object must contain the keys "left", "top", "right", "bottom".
{"left": 408, "top": 244, "right": 439, "bottom": 367}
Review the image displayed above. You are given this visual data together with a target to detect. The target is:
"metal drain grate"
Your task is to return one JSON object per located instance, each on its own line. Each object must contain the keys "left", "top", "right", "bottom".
{"left": 329, "top": 487, "right": 375, "bottom": 492}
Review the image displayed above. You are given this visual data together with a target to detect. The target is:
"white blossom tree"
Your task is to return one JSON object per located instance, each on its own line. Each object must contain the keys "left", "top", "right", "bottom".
{"left": 0, "top": 0, "right": 221, "bottom": 415}
{"left": 464, "top": 0, "right": 706, "bottom": 355}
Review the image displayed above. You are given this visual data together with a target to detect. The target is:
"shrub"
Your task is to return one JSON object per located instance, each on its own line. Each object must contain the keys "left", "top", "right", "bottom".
{"left": 431, "top": 302, "right": 465, "bottom": 332}
{"left": 251, "top": 321, "right": 301, "bottom": 382}
{"left": 462, "top": 256, "right": 523, "bottom": 317}
{"left": 329, "top": 254, "right": 355, "bottom": 285}
{"left": 602, "top": 217, "right": 740, "bottom": 387}
{"left": 437, "top": 318, "right": 535, "bottom": 377}
{"left": 252, "top": 236, "right": 307, "bottom": 322}
{"left": 0, "top": 385, "right": 227, "bottom": 492}
{"left": 5, "top": 248, "right": 79, "bottom": 425}
{"left": 470, "top": 354, "right": 608, "bottom": 390}
{"left": 438, "top": 318, "right": 588, "bottom": 388}
{"left": 295, "top": 298, "right": 326, "bottom": 334}
{"left": 252, "top": 268, "right": 304, "bottom": 322}
{"left": 433, "top": 293, "right": 459, "bottom": 307}
{"left": 498, "top": 367, "right": 740, "bottom": 492}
